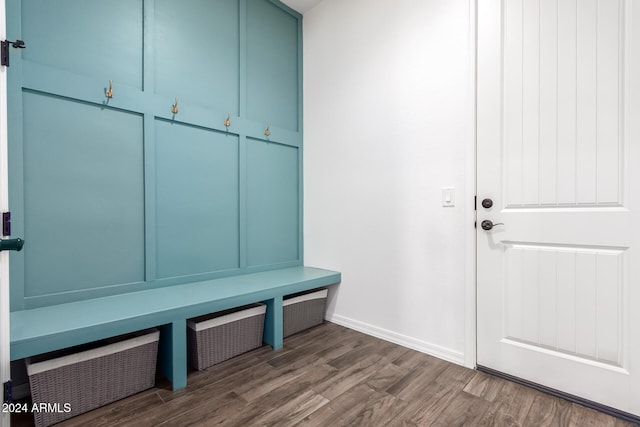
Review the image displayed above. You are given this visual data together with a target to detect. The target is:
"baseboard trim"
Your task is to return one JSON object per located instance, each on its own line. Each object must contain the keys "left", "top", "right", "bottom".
{"left": 477, "top": 365, "right": 640, "bottom": 425}
{"left": 327, "top": 313, "right": 465, "bottom": 366}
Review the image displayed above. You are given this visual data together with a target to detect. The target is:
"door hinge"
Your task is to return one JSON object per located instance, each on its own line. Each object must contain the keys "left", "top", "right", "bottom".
{"left": 3, "top": 380, "right": 12, "bottom": 404}
{"left": 3, "top": 212, "right": 11, "bottom": 237}
{"left": 474, "top": 196, "right": 477, "bottom": 211}
{"left": 1, "top": 39, "right": 26, "bottom": 67}
{"left": 1, "top": 212, "right": 24, "bottom": 251}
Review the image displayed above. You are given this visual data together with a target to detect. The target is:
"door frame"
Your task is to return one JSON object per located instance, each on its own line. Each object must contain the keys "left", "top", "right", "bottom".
{"left": 464, "top": 0, "right": 478, "bottom": 370}
{"left": 0, "top": 0, "right": 11, "bottom": 425}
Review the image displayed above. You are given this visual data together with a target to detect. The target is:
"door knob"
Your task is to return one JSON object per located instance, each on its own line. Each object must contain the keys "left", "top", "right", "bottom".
{"left": 481, "top": 220, "right": 503, "bottom": 231}
{"left": 481, "top": 198, "right": 493, "bottom": 209}
{"left": 0, "top": 238, "right": 24, "bottom": 251}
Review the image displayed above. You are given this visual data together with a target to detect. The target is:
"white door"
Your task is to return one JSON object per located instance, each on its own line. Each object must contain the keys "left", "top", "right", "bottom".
{"left": 477, "top": 0, "right": 640, "bottom": 417}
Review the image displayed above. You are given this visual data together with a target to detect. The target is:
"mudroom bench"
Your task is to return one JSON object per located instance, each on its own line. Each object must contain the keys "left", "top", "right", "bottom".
{"left": 10, "top": 266, "right": 341, "bottom": 391}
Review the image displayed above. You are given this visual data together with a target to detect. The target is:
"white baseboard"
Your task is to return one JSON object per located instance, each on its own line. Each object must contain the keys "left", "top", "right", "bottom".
{"left": 327, "top": 313, "right": 465, "bottom": 366}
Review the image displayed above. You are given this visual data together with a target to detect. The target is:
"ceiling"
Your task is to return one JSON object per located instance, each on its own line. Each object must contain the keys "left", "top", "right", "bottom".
{"left": 281, "top": 0, "right": 324, "bottom": 14}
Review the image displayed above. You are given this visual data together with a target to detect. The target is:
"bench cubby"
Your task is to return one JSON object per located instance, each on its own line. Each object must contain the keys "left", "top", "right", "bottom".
{"left": 11, "top": 267, "right": 340, "bottom": 391}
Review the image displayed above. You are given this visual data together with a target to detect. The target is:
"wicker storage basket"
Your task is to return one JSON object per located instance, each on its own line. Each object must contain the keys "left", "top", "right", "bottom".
{"left": 187, "top": 303, "right": 266, "bottom": 370}
{"left": 283, "top": 288, "right": 328, "bottom": 337}
{"left": 26, "top": 328, "right": 159, "bottom": 427}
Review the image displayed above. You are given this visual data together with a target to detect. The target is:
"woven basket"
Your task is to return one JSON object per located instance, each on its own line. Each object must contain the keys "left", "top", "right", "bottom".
{"left": 187, "top": 303, "right": 266, "bottom": 370}
{"left": 283, "top": 288, "right": 328, "bottom": 337}
{"left": 26, "top": 329, "right": 159, "bottom": 427}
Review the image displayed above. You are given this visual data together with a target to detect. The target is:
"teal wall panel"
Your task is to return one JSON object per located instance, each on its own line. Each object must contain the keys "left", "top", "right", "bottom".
{"left": 246, "top": 0, "right": 299, "bottom": 131}
{"left": 7, "top": 0, "right": 302, "bottom": 309}
{"left": 153, "top": 0, "right": 240, "bottom": 113}
{"left": 21, "top": 0, "right": 143, "bottom": 89}
{"left": 246, "top": 139, "right": 299, "bottom": 266}
{"left": 155, "top": 120, "right": 240, "bottom": 279}
{"left": 21, "top": 91, "right": 145, "bottom": 300}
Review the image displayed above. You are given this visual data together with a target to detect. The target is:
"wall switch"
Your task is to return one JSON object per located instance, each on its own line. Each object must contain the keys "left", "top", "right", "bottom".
{"left": 442, "top": 188, "right": 455, "bottom": 207}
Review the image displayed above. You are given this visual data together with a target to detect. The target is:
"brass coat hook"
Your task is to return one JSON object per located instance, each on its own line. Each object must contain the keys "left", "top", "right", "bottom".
{"left": 171, "top": 98, "right": 179, "bottom": 114}
{"left": 105, "top": 80, "right": 113, "bottom": 99}
{"left": 224, "top": 112, "right": 231, "bottom": 127}
{"left": 264, "top": 123, "right": 271, "bottom": 137}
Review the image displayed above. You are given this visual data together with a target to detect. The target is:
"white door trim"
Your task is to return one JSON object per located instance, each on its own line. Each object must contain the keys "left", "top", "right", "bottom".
{"left": 464, "top": 0, "right": 478, "bottom": 370}
{"left": 0, "top": 0, "right": 11, "bottom": 425}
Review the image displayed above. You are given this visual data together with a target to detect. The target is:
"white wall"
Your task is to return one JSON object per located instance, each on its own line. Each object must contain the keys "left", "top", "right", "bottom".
{"left": 303, "top": 0, "right": 474, "bottom": 364}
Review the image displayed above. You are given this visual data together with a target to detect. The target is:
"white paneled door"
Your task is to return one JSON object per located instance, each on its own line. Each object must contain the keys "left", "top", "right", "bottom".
{"left": 477, "top": 0, "right": 640, "bottom": 416}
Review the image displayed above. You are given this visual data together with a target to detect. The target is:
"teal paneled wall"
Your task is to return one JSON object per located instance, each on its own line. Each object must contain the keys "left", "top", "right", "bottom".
{"left": 155, "top": 120, "right": 240, "bottom": 279}
{"left": 6, "top": 0, "right": 303, "bottom": 310}
{"left": 247, "top": 140, "right": 299, "bottom": 267}
{"left": 153, "top": 0, "right": 240, "bottom": 113}
{"left": 247, "top": 0, "right": 299, "bottom": 131}
{"left": 21, "top": 0, "right": 144, "bottom": 89}
{"left": 22, "top": 92, "right": 145, "bottom": 300}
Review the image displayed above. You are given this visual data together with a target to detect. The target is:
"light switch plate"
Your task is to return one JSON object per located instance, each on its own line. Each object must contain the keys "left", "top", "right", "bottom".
{"left": 442, "top": 188, "right": 455, "bottom": 207}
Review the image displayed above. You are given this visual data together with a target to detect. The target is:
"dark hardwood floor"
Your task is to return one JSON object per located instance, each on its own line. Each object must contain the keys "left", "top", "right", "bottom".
{"left": 12, "top": 322, "right": 639, "bottom": 426}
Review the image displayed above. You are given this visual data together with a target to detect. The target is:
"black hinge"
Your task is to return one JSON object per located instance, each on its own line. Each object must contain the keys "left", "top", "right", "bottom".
{"left": 1, "top": 39, "right": 26, "bottom": 67}
{"left": 474, "top": 196, "right": 477, "bottom": 210}
{"left": 3, "top": 212, "right": 10, "bottom": 237}
{"left": 3, "top": 380, "right": 12, "bottom": 404}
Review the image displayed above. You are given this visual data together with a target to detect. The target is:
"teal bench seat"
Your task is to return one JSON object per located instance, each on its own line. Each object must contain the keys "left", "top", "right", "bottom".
{"left": 10, "top": 266, "right": 341, "bottom": 390}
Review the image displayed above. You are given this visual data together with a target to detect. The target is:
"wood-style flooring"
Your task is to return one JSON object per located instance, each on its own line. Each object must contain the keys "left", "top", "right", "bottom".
{"left": 12, "top": 322, "right": 639, "bottom": 426}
